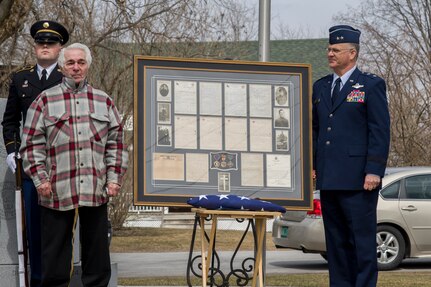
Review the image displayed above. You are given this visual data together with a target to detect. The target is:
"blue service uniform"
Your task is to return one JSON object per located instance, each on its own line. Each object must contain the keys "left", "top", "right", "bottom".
{"left": 2, "top": 65, "right": 63, "bottom": 287}
{"left": 312, "top": 68, "right": 390, "bottom": 287}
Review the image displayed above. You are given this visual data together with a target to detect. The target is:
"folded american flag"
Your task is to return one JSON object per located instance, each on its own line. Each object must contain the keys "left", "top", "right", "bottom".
{"left": 187, "top": 194, "right": 286, "bottom": 212}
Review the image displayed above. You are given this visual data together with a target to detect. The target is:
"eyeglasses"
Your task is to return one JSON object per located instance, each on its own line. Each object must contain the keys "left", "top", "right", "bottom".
{"left": 326, "top": 48, "right": 354, "bottom": 54}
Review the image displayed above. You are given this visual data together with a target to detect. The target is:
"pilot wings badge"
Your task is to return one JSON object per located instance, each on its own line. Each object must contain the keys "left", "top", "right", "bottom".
{"left": 352, "top": 83, "right": 364, "bottom": 89}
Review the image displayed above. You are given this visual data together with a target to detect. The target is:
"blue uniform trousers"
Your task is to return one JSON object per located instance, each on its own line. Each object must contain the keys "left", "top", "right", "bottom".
{"left": 23, "top": 178, "right": 42, "bottom": 287}
{"left": 320, "top": 189, "right": 379, "bottom": 287}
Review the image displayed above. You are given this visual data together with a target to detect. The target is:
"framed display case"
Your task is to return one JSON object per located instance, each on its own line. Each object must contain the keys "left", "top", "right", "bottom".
{"left": 133, "top": 56, "right": 313, "bottom": 210}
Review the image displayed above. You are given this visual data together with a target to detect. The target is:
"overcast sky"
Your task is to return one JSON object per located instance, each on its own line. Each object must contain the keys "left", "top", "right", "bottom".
{"left": 244, "top": 0, "right": 364, "bottom": 39}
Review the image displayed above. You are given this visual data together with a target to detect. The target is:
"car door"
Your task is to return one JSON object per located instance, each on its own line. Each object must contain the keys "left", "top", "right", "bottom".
{"left": 398, "top": 174, "right": 431, "bottom": 252}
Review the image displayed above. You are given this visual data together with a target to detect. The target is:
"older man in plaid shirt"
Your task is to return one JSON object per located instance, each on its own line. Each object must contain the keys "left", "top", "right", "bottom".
{"left": 20, "top": 42, "right": 128, "bottom": 287}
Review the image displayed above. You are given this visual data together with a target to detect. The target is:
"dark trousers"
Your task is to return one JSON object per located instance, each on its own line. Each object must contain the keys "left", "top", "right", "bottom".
{"left": 40, "top": 203, "right": 111, "bottom": 287}
{"left": 23, "top": 178, "right": 42, "bottom": 287}
{"left": 320, "top": 189, "right": 379, "bottom": 287}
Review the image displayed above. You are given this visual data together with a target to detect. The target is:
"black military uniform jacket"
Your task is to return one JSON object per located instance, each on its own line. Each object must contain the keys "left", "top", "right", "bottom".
{"left": 2, "top": 64, "right": 63, "bottom": 154}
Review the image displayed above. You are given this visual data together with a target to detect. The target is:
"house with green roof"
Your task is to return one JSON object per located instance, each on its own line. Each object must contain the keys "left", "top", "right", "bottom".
{"left": 237, "top": 38, "right": 331, "bottom": 82}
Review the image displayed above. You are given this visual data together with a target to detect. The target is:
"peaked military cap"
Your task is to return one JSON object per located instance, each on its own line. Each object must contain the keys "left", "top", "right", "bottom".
{"left": 30, "top": 20, "right": 69, "bottom": 45}
{"left": 329, "top": 25, "right": 361, "bottom": 44}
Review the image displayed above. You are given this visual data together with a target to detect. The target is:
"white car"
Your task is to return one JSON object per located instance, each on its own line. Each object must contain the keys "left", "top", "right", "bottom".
{"left": 272, "top": 167, "right": 431, "bottom": 270}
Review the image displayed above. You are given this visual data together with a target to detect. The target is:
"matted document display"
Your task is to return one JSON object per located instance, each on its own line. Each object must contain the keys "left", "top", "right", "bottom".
{"left": 134, "top": 56, "right": 313, "bottom": 209}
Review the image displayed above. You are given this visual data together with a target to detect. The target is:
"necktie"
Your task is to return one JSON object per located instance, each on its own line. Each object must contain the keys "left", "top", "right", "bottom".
{"left": 332, "top": 78, "right": 341, "bottom": 104}
{"left": 41, "top": 69, "right": 47, "bottom": 86}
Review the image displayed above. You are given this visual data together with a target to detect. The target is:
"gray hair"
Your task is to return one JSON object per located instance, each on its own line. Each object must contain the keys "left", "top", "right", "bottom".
{"left": 58, "top": 43, "right": 92, "bottom": 67}
{"left": 350, "top": 43, "right": 360, "bottom": 59}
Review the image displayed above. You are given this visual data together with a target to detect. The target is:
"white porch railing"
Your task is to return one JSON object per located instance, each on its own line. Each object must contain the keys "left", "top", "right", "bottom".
{"left": 128, "top": 205, "right": 168, "bottom": 214}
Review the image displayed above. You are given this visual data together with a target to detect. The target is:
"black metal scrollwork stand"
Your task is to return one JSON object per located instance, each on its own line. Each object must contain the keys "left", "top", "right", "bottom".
{"left": 186, "top": 214, "right": 259, "bottom": 287}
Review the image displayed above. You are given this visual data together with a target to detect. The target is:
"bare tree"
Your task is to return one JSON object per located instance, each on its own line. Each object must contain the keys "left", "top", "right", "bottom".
{"left": 0, "top": 0, "right": 32, "bottom": 44}
{"left": 0, "top": 0, "right": 33, "bottom": 96}
{"left": 0, "top": 0, "right": 256, "bottom": 228}
{"left": 272, "top": 21, "right": 317, "bottom": 40}
{"left": 337, "top": 0, "right": 431, "bottom": 167}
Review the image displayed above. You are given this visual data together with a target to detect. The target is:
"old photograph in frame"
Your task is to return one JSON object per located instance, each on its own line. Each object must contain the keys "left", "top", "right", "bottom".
{"left": 134, "top": 56, "right": 313, "bottom": 210}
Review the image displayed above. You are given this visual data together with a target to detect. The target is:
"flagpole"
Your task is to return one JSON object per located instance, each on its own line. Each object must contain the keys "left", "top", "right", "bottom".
{"left": 258, "top": 2, "right": 271, "bottom": 286}
{"left": 258, "top": 0, "right": 271, "bottom": 62}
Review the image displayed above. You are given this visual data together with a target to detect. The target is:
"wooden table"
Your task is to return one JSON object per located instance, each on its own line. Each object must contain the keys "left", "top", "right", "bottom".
{"left": 186, "top": 208, "right": 280, "bottom": 287}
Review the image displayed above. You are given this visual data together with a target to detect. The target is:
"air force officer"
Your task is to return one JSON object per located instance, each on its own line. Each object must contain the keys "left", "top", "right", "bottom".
{"left": 312, "top": 25, "right": 390, "bottom": 287}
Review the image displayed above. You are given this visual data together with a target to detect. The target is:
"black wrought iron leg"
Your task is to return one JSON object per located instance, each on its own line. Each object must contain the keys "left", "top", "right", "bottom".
{"left": 210, "top": 228, "right": 217, "bottom": 287}
{"left": 186, "top": 214, "right": 199, "bottom": 287}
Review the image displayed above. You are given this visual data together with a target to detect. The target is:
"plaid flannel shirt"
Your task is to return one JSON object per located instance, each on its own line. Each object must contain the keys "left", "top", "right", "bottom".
{"left": 20, "top": 78, "right": 128, "bottom": 210}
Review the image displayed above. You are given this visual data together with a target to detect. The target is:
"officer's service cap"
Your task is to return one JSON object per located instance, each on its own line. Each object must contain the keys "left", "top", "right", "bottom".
{"left": 30, "top": 20, "right": 69, "bottom": 45}
{"left": 329, "top": 25, "right": 361, "bottom": 45}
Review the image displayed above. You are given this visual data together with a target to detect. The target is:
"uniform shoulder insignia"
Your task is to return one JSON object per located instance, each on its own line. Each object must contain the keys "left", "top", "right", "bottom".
{"left": 315, "top": 74, "right": 332, "bottom": 83}
{"left": 15, "top": 65, "right": 35, "bottom": 73}
{"left": 361, "top": 71, "right": 383, "bottom": 81}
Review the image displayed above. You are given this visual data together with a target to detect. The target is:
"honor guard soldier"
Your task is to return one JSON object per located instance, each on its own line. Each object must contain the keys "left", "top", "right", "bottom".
{"left": 1, "top": 20, "right": 69, "bottom": 287}
{"left": 312, "top": 25, "right": 390, "bottom": 287}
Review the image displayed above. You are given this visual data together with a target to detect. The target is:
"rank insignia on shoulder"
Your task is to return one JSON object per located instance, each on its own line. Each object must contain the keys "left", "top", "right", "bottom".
{"left": 352, "top": 83, "right": 364, "bottom": 89}
{"left": 16, "top": 65, "right": 34, "bottom": 73}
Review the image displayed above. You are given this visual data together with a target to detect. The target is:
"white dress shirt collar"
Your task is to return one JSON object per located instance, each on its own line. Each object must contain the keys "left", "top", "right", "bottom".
{"left": 332, "top": 65, "right": 357, "bottom": 89}
{"left": 37, "top": 63, "right": 58, "bottom": 80}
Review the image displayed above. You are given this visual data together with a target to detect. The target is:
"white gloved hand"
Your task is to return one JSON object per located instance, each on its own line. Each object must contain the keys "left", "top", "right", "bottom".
{"left": 6, "top": 152, "right": 20, "bottom": 173}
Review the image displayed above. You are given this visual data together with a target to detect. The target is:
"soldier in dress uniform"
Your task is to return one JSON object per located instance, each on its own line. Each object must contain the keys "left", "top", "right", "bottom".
{"left": 1, "top": 20, "right": 69, "bottom": 287}
{"left": 312, "top": 25, "right": 390, "bottom": 287}
{"left": 274, "top": 108, "right": 289, "bottom": 128}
